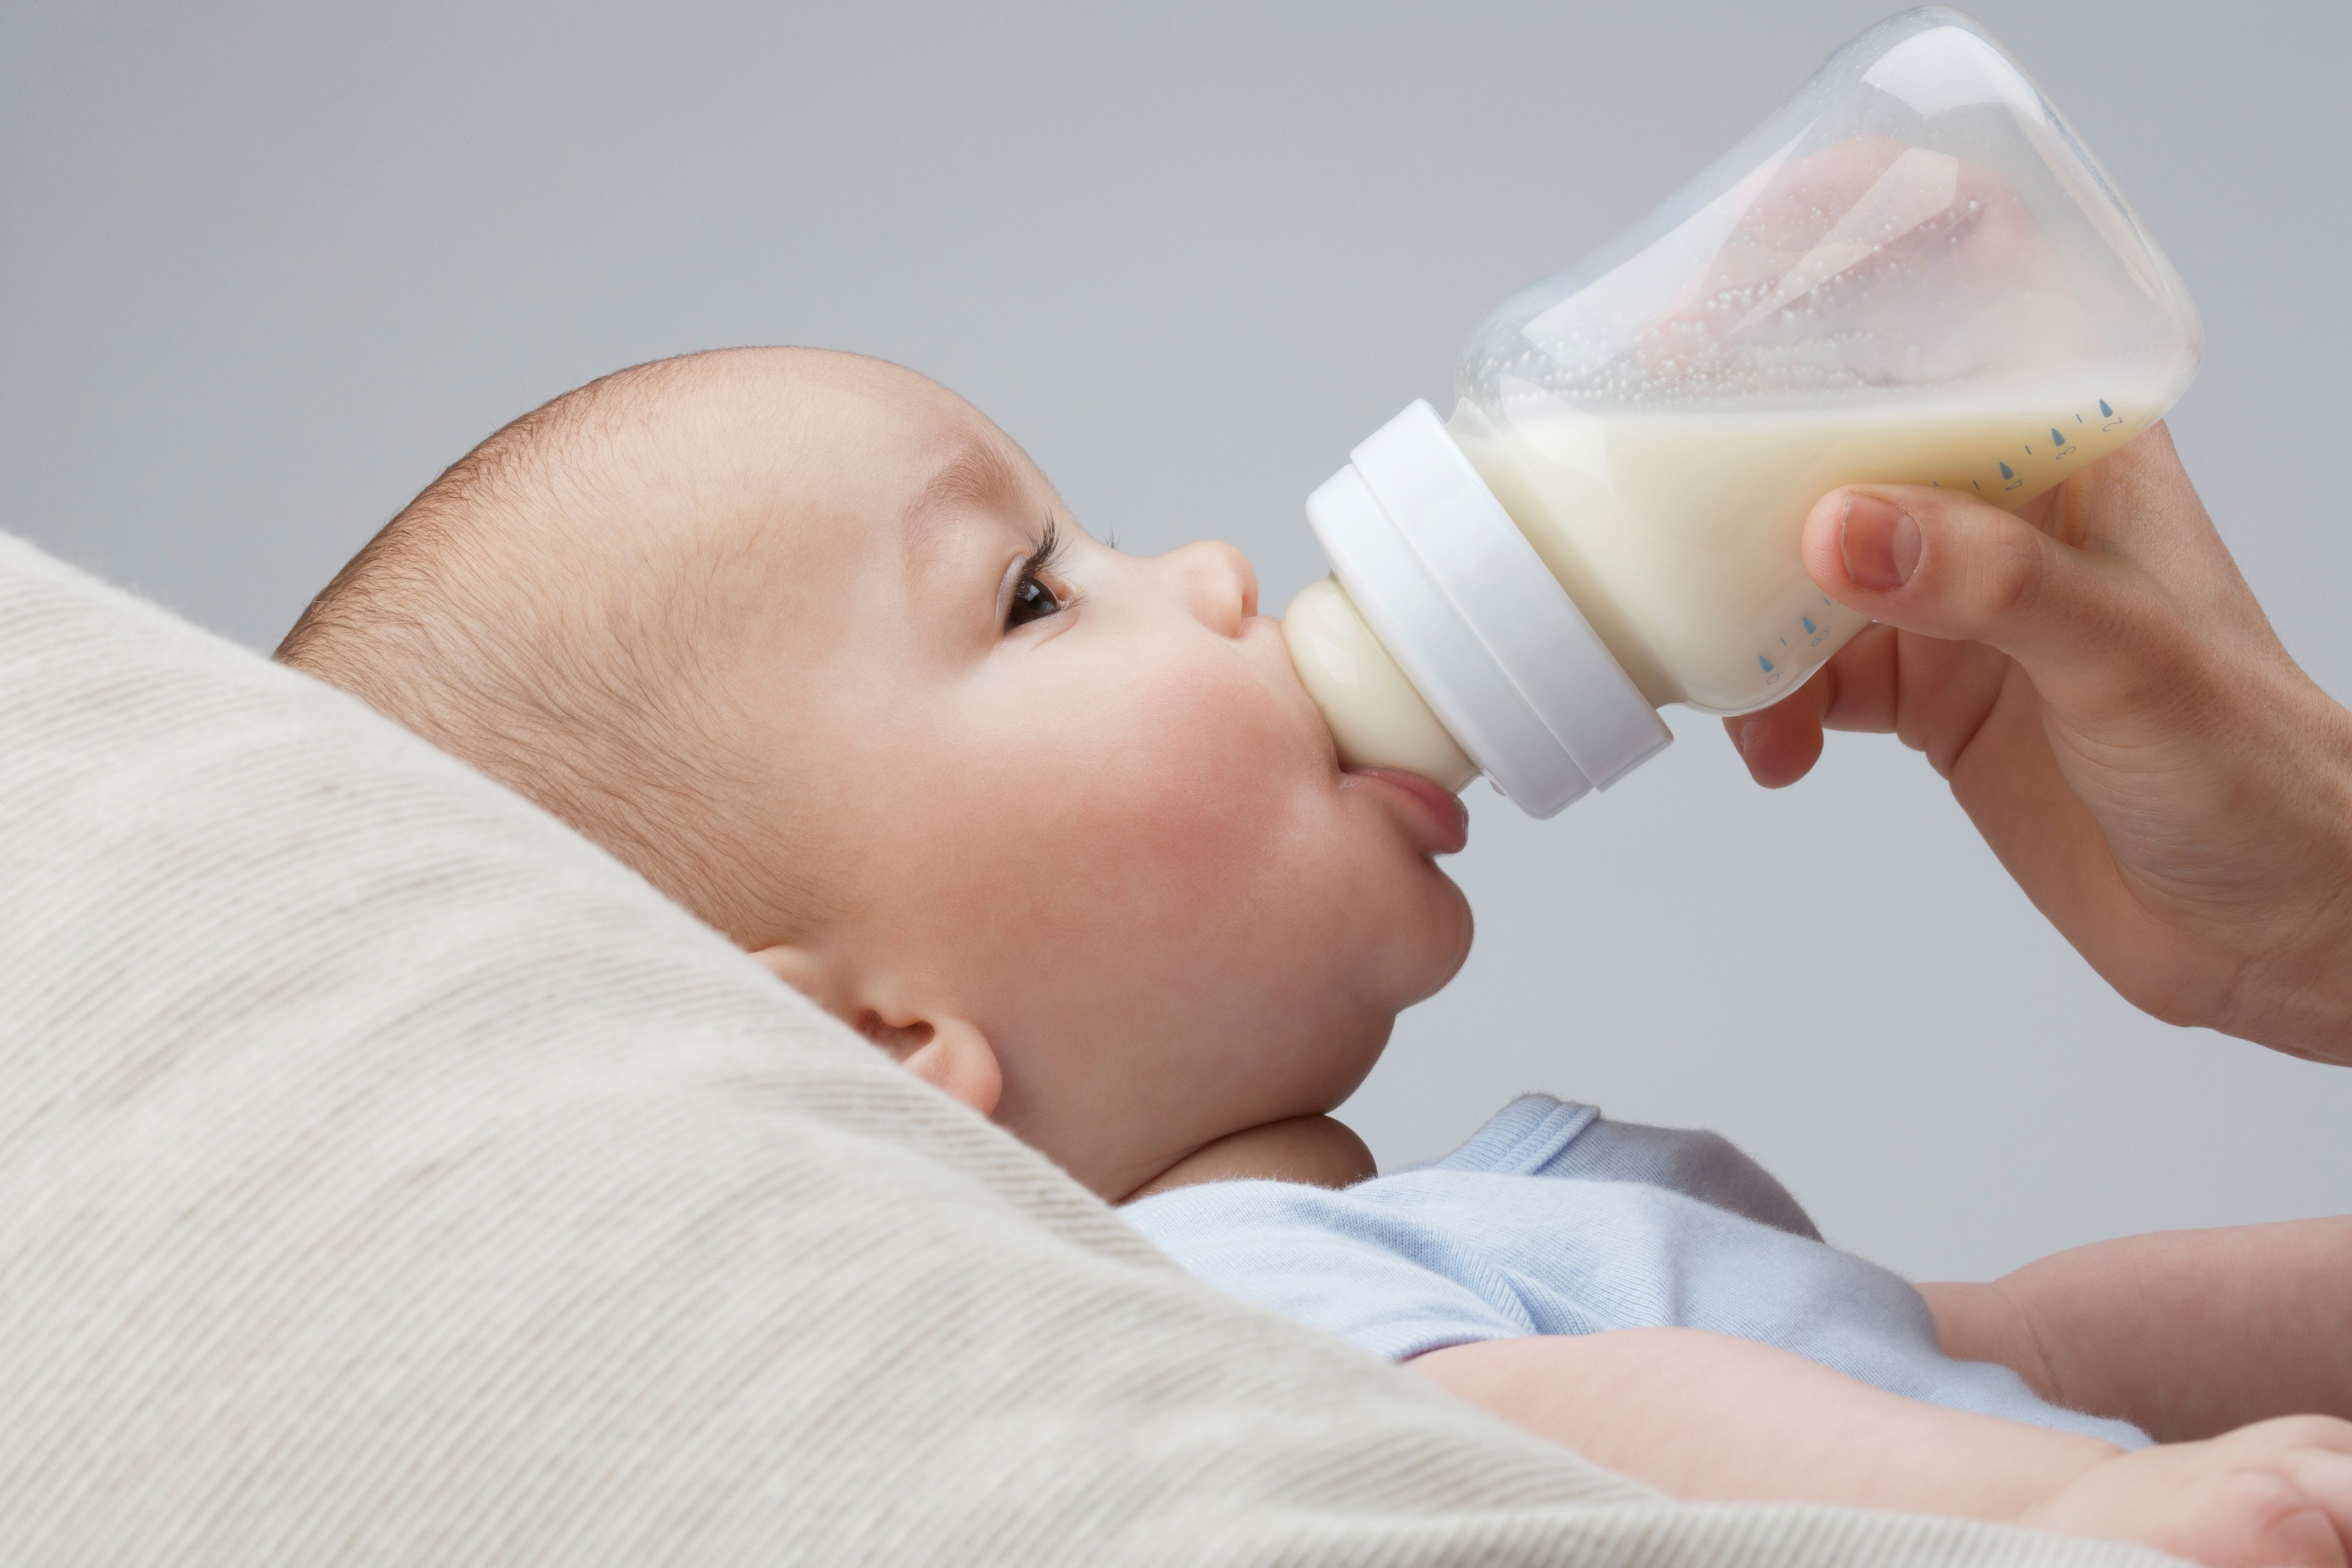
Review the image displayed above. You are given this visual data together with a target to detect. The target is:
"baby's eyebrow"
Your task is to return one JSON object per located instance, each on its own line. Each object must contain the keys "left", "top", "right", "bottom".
{"left": 902, "top": 441, "right": 1032, "bottom": 570}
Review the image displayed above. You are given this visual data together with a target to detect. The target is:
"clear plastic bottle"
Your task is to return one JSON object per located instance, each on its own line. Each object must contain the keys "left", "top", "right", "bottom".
{"left": 1284, "top": 5, "right": 2201, "bottom": 817}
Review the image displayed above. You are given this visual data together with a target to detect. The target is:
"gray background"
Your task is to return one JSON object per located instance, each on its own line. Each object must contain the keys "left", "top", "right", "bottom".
{"left": 6, "top": 1, "right": 2346, "bottom": 1281}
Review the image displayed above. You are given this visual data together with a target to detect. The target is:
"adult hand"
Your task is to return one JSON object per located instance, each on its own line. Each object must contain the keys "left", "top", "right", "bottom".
{"left": 1725, "top": 427, "right": 2352, "bottom": 1064}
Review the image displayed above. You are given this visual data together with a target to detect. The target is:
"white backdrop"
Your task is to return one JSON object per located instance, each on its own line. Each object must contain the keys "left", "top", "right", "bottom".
{"left": 6, "top": 0, "right": 2346, "bottom": 1280}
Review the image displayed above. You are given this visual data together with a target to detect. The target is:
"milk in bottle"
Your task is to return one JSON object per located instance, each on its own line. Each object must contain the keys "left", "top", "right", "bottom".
{"left": 1448, "top": 387, "right": 2159, "bottom": 713}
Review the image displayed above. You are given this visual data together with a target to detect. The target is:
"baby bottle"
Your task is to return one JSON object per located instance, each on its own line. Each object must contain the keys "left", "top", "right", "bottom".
{"left": 1284, "top": 5, "right": 2201, "bottom": 817}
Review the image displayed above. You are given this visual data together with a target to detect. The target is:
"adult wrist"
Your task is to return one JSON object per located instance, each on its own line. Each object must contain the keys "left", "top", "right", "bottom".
{"left": 2239, "top": 683, "right": 2352, "bottom": 1061}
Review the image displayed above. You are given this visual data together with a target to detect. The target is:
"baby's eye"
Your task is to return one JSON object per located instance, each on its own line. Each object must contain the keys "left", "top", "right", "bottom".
{"left": 1006, "top": 569, "right": 1066, "bottom": 629}
{"left": 1004, "top": 519, "right": 1073, "bottom": 631}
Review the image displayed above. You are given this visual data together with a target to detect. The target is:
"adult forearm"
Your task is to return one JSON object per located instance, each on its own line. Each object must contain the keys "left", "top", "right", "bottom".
{"left": 1923, "top": 1218, "right": 2352, "bottom": 1441}
{"left": 1406, "top": 1328, "right": 2115, "bottom": 1521}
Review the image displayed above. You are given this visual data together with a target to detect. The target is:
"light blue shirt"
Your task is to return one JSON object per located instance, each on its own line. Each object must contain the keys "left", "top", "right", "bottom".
{"left": 1124, "top": 1094, "right": 2147, "bottom": 1446}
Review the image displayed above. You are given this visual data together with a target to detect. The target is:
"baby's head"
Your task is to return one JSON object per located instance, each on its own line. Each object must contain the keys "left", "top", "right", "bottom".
{"left": 282, "top": 349, "right": 1472, "bottom": 1197}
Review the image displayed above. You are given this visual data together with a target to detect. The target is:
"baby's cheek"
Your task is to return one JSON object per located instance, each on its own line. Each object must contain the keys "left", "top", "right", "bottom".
{"left": 1004, "top": 658, "right": 1316, "bottom": 918}
{"left": 1111, "top": 656, "right": 1317, "bottom": 825}
{"left": 921, "top": 634, "right": 1418, "bottom": 994}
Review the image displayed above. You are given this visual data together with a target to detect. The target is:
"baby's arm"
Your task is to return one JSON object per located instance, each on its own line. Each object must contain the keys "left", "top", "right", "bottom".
{"left": 1410, "top": 1329, "right": 2112, "bottom": 1520}
{"left": 1917, "top": 1217, "right": 2352, "bottom": 1441}
{"left": 1409, "top": 1329, "right": 2352, "bottom": 1566}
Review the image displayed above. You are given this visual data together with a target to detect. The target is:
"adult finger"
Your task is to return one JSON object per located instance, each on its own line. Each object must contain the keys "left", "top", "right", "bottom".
{"left": 1800, "top": 481, "right": 2156, "bottom": 709}
{"left": 1723, "top": 620, "right": 2016, "bottom": 785}
{"left": 1722, "top": 624, "right": 1901, "bottom": 786}
{"left": 1722, "top": 673, "right": 1830, "bottom": 788}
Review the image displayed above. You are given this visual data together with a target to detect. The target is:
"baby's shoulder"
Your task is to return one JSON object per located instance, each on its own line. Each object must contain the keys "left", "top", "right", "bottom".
{"left": 1405, "top": 1094, "right": 1821, "bottom": 1241}
{"left": 1122, "top": 1094, "right": 1820, "bottom": 1250}
{"left": 1533, "top": 1113, "right": 1822, "bottom": 1241}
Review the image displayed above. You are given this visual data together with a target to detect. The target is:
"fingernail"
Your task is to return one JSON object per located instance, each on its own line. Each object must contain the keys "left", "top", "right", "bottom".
{"left": 1840, "top": 494, "right": 1923, "bottom": 589}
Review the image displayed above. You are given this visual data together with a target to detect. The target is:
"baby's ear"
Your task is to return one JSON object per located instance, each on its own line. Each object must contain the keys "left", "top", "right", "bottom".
{"left": 886, "top": 1016, "right": 1003, "bottom": 1119}
{"left": 749, "top": 945, "right": 1002, "bottom": 1119}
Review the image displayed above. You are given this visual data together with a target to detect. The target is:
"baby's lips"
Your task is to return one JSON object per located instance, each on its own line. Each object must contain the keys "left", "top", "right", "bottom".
{"left": 1348, "top": 766, "right": 1470, "bottom": 856}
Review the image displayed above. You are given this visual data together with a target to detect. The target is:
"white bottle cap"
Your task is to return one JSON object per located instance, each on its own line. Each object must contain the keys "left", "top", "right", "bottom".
{"left": 1306, "top": 400, "right": 1673, "bottom": 818}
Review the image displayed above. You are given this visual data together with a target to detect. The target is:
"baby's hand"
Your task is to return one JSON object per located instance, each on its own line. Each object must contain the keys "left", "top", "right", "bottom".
{"left": 2027, "top": 1417, "right": 2352, "bottom": 1568}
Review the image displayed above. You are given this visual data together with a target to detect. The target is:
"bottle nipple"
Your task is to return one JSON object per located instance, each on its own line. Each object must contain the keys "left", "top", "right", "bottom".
{"left": 1282, "top": 576, "right": 1477, "bottom": 793}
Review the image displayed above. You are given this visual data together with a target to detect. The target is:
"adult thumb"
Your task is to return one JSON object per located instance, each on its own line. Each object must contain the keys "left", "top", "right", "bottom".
{"left": 1804, "top": 485, "right": 2138, "bottom": 674}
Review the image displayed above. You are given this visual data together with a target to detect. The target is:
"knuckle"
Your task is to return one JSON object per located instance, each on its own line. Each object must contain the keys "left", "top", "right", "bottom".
{"left": 1972, "top": 527, "right": 2047, "bottom": 620}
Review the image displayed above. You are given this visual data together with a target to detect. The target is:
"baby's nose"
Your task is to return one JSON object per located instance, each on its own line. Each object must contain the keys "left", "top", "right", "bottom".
{"left": 1163, "top": 541, "right": 1258, "bottom": 636}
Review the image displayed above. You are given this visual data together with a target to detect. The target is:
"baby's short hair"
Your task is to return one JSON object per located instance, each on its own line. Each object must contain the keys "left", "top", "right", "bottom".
{"left": 281, "top": 350, "right": 830, "bottom": 940}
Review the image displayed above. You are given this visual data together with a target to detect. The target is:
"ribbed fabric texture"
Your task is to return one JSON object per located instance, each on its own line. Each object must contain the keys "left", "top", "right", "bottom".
{"left": 0, "top": 531, "right": 2180, "bottom": 1567}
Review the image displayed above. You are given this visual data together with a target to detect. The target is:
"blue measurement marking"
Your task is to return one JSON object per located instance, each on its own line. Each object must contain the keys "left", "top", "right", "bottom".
{"left": 2051, "top": 428, "right": 2066, "bottom": 447}
{"left": 1802, "top": 615, "right": 1817, "bottom": 634}
{"left": 1972, "top": 479, "right": 1981, "bottom": 489}
{"left": 2098, "top": 399, "right": 2114, "bottom": 417}
{"left": 1999, "top": 461, "right": 2015, "bottom": 479}
{"left": 1758, "top": 654, "right": 1775, "bottom": 674}
{"left": 2076, "top": 412, "right": 2086, "bottom": 423}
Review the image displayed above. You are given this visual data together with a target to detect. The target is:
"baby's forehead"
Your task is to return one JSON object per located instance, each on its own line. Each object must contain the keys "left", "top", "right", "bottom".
{"left": 700, "top": 382, "right": 1053, "bottom": 642}
{"left": 773, "top": 391, "right": 1057, "bottom": 584}
{"left": 761, "top": 369, "right": 1047, "bottom": 536}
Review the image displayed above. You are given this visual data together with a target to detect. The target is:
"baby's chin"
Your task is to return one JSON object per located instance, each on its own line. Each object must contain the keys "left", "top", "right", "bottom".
{"left": 1406, "top": 868, "right": 1476, "bottom": 1006}
{"left": 1326, "top": 868, "right": 1475, "bottom": 1053}
{"left": 1359, "top": 809, "right": 1477, "bottom": 994}
{"left": 1318, "top": 770, "right": 1474, "bottom": 953}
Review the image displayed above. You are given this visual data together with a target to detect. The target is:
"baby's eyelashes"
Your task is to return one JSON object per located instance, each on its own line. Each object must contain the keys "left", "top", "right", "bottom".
{"left": 1004, "top": 518, "right": 1075, "bottom": 630}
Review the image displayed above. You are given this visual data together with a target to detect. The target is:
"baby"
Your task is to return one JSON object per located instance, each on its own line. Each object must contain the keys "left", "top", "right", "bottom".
{"left": 281, "top": 348, "right": 2352, "bottom": 1565}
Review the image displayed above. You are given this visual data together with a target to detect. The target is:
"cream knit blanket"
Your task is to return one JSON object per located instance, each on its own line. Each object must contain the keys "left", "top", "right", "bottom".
{"left": 0, "top": 532, "right": 2175, "bottom": 1567}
